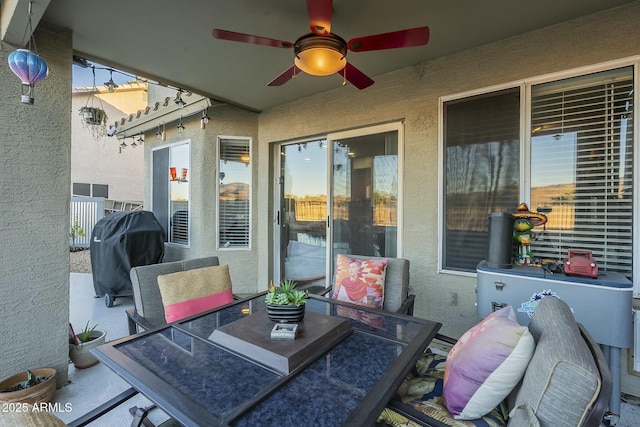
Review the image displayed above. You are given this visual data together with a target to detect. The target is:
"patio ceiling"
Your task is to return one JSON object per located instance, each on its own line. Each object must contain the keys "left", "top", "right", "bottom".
{"left": 6, "top": 0, "right": 637, "bottom": 112}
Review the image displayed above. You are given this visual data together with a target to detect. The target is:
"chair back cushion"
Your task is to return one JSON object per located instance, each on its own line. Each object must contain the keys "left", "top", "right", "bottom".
{"left": 337, "top": 254, "right": 409, "bottom": 312}
{"left": 157, "top": 264, "right": 234, "bottom": 322}
{"left": 507, "top": 296, "right": 601, "bottom": 427}
{"left": 130, "top": 256, "right": 220, "bottom": 328}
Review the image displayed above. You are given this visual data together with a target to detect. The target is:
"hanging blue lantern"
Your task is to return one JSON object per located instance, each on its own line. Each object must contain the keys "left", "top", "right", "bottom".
{"left": 8, "top": 49, "right": 49, "bottom": 105}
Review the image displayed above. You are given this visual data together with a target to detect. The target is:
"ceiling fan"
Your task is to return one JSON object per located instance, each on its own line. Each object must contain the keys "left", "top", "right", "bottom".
{"left": 212, "top": 0, "right": 429, "bottom": 90}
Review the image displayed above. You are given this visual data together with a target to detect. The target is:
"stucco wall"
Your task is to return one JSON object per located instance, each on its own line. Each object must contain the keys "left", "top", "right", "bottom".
{"left": 71, "top": 85, "right": 146, "bottom": 202}
{"left": 142, "top": 91, "right": 260, "bottom": 293}
{"left": 0, "top": 23, "right": 72, "bottom": 386}
{"left": 256, "top": 3, "right": 640, "bottom": 394}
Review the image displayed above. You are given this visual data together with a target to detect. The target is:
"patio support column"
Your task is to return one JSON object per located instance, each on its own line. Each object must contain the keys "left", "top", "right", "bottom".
{"left": 0, "top": 22, "right": 72, "bottom": 387}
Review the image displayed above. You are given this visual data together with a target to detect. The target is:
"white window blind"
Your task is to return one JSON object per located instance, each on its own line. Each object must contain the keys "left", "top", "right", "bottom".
{"left": 530, "top": 67, "right": 634, "bottom": 278}
{"left": 218, "top": 138, "right": 251, "bottom": 248}
{"left": 170, "top": 202, "right": 188, "bottom": 244}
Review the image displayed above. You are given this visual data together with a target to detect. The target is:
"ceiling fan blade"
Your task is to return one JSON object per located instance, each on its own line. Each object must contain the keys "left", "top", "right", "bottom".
{"left": 347, "top": 26, "right": 430, "bottom": 52}
{"left": 306, "top": 0, "right": 332, "bottom": 35}
{"left": 212, "top": 29, "right": 294, "bottom": 48}
{"left": 338, "top": 63, "right": 374, "bottom": 90}
{"left": 267, "top": 65, "right": 300, "bottom": 86}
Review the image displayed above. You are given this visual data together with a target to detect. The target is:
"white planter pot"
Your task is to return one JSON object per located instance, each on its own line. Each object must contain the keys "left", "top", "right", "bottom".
{"left": 69, "top": 330, "right": 106, "bottom": 369}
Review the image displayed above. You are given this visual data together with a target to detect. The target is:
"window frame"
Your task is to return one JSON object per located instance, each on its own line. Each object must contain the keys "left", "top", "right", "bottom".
{"left": 151, "top": 140, "right": 191, "bottom": 246}
{"left": 438, "top": 56, "right": 640, "bottom": 293}
{"left": 216, "top": 135, "right": 252, "bottom": 251}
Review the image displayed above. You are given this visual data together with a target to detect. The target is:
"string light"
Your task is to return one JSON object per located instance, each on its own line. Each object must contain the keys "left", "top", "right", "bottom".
{"left": 103, "top": 69, "right": 119, "bottom": 92}
{"left": 175, "top": 90, "right": 186, "bottom": 108}
{"left": 201, "top": 109, "right": 210, "bottom": 129}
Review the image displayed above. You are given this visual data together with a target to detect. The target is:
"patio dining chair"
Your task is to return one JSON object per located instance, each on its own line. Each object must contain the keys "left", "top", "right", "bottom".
{"left": 66, "top": 387, "right": 182, "bottom": 427}
{"left": 327, "top": 254, "right": 415, "bottom": 315}
{"left": 126, "top": 256, "right": 232, "bottom": 334}
{"left": 119, "top": 256, "right": 234, "bottom": 427}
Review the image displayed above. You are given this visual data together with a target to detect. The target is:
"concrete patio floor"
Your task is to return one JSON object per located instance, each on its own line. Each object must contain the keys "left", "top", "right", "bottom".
{"left": 53, "top": 273, "right": 172, "bottom": 426}
{"left": 48, "top": 272, "right": 640, "bottom": 426}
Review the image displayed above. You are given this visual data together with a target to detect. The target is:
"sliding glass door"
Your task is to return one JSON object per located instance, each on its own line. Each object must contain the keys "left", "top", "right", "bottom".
{"left": 277, "top": 140, "right": 328, "bottom": 288}
{"left": 275, "top": 123, "right": 402, "bottom": 288}
{"left": 329, "top": 125, "right": 400, "bottom": 277}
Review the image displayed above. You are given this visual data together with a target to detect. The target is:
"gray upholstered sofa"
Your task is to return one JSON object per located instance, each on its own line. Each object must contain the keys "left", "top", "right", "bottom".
{"left": 126, "top": 256, "right": 220, "bottom": 334}
{"left": 380, "top": 296, "right": 612, "bottom": 427}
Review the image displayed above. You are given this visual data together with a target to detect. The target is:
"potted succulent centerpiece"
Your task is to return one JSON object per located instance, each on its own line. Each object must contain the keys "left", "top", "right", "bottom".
{"left": 68, "top": 321, "right": 107, "bottom": 369}
{"left": 265, "top": 280, "right": 309, "bottom": 323}
{"left": 0, "top": 368, "right": 57, "bottom": 405}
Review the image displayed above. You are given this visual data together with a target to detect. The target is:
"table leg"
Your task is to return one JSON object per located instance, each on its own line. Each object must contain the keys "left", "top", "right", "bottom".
{"left": 602, "top": 345, "right": 621, "bottom": 426}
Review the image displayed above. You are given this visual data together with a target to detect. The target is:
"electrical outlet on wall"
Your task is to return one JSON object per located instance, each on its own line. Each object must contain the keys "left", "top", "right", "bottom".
{"left": 447, "top": 291, "right": 458, "bottom": 306}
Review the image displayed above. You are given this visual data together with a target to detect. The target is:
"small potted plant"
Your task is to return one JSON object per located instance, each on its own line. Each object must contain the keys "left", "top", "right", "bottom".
{"left": 69, "top": 321, "right": 107, "bottom": 369}
{"left": 265, "top": 280, "right": 309, "bottom": 323}
{"left": 0, "top": 368, "right": 57, "bottom": 405}
{"left": 69, "top": 219, "right": 86, "bottom": 251}
{"left": 79, "top": 106, "right": 107, "bottom": 126}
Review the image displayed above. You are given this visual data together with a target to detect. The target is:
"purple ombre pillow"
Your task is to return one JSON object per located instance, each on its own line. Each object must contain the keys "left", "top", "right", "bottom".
{"left": 443, "top": 306, "right": 535, "bottom": 419}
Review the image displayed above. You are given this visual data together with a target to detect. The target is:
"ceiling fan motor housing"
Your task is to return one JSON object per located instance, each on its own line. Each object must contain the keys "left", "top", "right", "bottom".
{"left": 294, "top": 33, "right": 347, "bottom": 76}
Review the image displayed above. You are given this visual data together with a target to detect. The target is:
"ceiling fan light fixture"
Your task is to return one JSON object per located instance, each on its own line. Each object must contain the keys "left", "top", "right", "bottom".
{"left": 294, "top": 33, "right": 347, "bottom": 77}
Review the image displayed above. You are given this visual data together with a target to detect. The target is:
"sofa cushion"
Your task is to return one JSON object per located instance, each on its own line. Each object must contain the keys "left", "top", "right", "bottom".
{"left": 444, "top": 306, "right": 535, "bottom": 420}
{"left": 157, "top": 264, "right": 234, "bottom": 322}
{"left": 508, "top": 297, "right": 601, "bottom": 427}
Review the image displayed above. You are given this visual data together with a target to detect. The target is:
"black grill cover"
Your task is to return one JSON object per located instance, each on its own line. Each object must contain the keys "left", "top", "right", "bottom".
{"left": 90, "top": 210, "right": 165, "bottom": 298}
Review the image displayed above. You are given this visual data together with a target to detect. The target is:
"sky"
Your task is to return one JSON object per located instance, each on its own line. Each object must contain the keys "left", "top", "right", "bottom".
{"left": 531, "top": 133, "right": 576, "bottom": 187}
{"left": 72, "top": 62, "right": 136, "bottom": 89}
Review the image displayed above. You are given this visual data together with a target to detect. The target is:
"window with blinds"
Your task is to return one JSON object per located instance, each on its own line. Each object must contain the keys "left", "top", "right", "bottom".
{"left": 530, "top": 67, "right": 634, "bottom": 278}
{"left": 442, "top": 88, "right": 521, "bottom": 271}
{"left": 441, "top": 65, "right": 635, "bottom": 279}
{"left": 218, "top": 138, "right": 251, "bottom": 249}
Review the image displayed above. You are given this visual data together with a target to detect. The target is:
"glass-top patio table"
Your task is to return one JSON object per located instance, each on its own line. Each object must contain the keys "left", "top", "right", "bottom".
{"left": 93, "top": 293, "right": 441, "bottom": 427}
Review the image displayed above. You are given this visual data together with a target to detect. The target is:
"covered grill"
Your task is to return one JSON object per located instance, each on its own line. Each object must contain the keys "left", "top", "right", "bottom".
{"left": 90, "top": 210, "right": 165, "bottom": 307}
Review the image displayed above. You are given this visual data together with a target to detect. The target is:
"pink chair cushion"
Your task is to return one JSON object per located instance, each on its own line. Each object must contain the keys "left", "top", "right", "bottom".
{"left": 163, "top": 289, "right": 234, "bottom": 323}
{"left": 157, "top": 265, "right": 234, "bottom": 323}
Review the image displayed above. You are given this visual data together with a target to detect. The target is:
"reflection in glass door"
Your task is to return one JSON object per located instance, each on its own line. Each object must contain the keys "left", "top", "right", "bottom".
{"left": 274, "top": 123, "right": 402, "bottom": 290}
{"left": 278, "top": 140, "right": 327, "bottom": 288}
{"left": 330, "top": 128, "right": 399, "bottom": 278}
